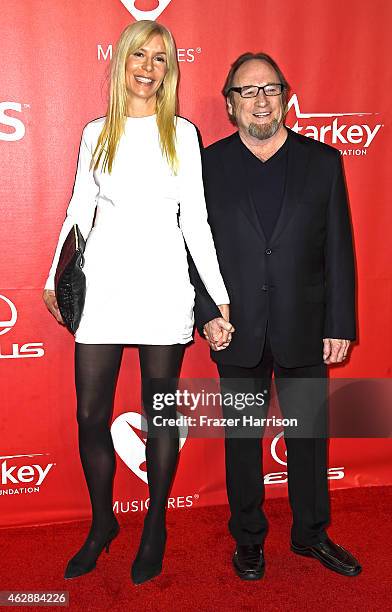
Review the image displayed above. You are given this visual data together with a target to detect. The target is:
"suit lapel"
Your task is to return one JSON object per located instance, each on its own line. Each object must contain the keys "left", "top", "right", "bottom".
{"left": 270, "top": 129, "right": 311, "bottom": 243}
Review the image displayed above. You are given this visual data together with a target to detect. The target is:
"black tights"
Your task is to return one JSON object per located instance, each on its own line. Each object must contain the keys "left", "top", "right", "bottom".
{"left": 74, "top": 342, "right": 184, "bottom": 563}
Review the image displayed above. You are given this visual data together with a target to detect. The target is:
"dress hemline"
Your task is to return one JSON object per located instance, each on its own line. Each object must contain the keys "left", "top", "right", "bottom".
{"left": 74, "top": 336, "right": 194, "bottom": 346}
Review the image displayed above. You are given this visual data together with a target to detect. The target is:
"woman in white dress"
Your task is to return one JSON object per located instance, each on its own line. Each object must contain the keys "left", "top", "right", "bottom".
{"left": 43, "top": 20, "right": 233, "bottom": 584}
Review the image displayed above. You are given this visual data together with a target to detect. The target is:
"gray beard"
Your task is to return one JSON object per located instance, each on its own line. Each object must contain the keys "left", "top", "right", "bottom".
{"left": 248, "top": 118, "right": 280, "bottom": 140}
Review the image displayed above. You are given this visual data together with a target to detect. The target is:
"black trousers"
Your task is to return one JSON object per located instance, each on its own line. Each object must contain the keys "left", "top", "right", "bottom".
{"left": 217, "top": 332, "right": 329, "bottom": 546}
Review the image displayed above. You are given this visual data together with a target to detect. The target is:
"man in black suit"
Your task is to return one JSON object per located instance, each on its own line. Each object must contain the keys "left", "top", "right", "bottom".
{"left": 188, "top": 53, "right": 361, "bottom": 579}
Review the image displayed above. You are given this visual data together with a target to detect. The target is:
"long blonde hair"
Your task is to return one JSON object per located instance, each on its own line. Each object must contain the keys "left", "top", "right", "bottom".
{"left": 91, "top": 20, "right": 179, "bottom": 174}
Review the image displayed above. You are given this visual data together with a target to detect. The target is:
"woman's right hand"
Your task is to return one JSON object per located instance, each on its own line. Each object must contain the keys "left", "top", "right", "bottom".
{"left": 42, "top": 289, "right": 65, "bottom": 325}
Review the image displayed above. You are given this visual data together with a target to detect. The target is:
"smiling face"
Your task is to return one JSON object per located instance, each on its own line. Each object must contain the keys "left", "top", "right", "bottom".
{"left": 125, "top": 33, "right": 168, "bottom": 113}
{"left": 227, "top": 59, "right": 285, "bottom": 142}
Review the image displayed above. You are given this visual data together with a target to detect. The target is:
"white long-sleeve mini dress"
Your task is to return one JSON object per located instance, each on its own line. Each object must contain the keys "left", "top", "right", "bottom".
{"left": 45, "top": 114, "right": 229, "bottom": 344}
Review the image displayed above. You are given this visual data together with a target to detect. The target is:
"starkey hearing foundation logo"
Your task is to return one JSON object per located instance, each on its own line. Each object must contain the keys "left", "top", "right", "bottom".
{"left": 286, "top": 94, "right": 383, "bottom": 156}
{"left": 0, "top": 295, "right": 44, "bottom": 359}
{"left": 0, "top": 453, "right": 55, "bottom": 496}
{"left": 266, "top": 431, "right": 344, "bottom": 485}
{"left": 119, "top": 0, "right": 173, "bottom": 21}
{"left": 111, "top": 410, "right": 188, "bottom": 483}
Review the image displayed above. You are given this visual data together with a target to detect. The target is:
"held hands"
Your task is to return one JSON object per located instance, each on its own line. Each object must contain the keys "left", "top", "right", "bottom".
{"left": 42, "top": 289, "right": 65, "bottom": 325}
{"left": 203, "top": 304, "right": 235, "bottom": 351}
{"left": 323, "top": 338, "right": 351, "bottom": 364}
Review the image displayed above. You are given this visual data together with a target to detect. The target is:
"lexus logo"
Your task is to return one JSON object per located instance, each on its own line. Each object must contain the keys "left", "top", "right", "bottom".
{"left": 270, "top": 431, "right": 287, "bottom": 466}
{"left": 111, "top": 410, "right": 187, "bottom": 483}
{"left": 0, "top": 102, "right": 26, "bottom": 142}
{"left": 0, "top": 295, "right": 18, "bottom": 336}
{"left": 119, "top": 0, "right": 173, "bottom": 21}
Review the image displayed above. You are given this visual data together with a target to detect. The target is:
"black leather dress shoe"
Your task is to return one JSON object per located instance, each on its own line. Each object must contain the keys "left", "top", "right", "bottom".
{"left": 232, "top": 544, "right": 265, "bottom": 580}
{"left": 291, "top": 536, "right": 362, "bottom": 576}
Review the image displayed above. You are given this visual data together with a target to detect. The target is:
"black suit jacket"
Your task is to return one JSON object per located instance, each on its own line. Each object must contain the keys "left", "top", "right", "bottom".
{"left": 188, "top": 128, "right": 356, "bottom": 368}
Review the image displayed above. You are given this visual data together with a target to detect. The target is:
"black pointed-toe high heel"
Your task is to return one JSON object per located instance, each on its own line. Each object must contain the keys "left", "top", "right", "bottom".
{"left": 131, "top": 527, "right": 167, "bottom": 585}
{"left": 64, "top": 519, "right": 120, "bottom": 579}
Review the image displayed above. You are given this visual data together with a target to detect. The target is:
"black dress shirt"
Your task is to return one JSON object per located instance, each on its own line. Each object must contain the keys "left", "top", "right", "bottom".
{"left": 239, "top": 133, "right": 289, "bottom": 241}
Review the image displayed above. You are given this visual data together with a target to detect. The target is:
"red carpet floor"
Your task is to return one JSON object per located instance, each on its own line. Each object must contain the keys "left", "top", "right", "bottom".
{"left": 0, "top": 486, "right": 390, "bottom": 612}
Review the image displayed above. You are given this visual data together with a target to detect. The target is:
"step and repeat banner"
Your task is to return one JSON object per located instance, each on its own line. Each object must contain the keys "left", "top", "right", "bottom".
{"left": 1, "top": 0, "right": 391, "bottom": 527}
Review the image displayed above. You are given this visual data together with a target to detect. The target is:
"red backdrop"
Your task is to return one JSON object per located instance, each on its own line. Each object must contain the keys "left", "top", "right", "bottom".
{"left": 1, "top": 0, "right": 391, "bottom": 528}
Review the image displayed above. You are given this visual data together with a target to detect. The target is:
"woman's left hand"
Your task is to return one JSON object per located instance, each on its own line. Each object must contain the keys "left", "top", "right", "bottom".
{"left": 203, "top": 304, "right": 234, "bottom": 350}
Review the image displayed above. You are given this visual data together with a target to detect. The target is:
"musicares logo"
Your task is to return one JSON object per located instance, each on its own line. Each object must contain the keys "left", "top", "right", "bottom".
{"left": 286, "top": 94, "right": 383, "bottom": 156}
{"left": 119, "top": 0, "right": 173, "bottom": 20}
{"left": 111, "top": 410, "right": 188, "bottom": 483}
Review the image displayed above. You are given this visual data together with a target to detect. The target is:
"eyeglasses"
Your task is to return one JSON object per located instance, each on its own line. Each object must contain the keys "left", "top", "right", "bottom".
{"left": 228, "top": 83, "right": 285, "bottom": 98}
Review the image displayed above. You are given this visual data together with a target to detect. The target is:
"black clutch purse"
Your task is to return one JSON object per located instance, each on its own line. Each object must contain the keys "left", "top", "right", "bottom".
{"left": 54, "top": 224, "right": 86, "bottom": 334}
